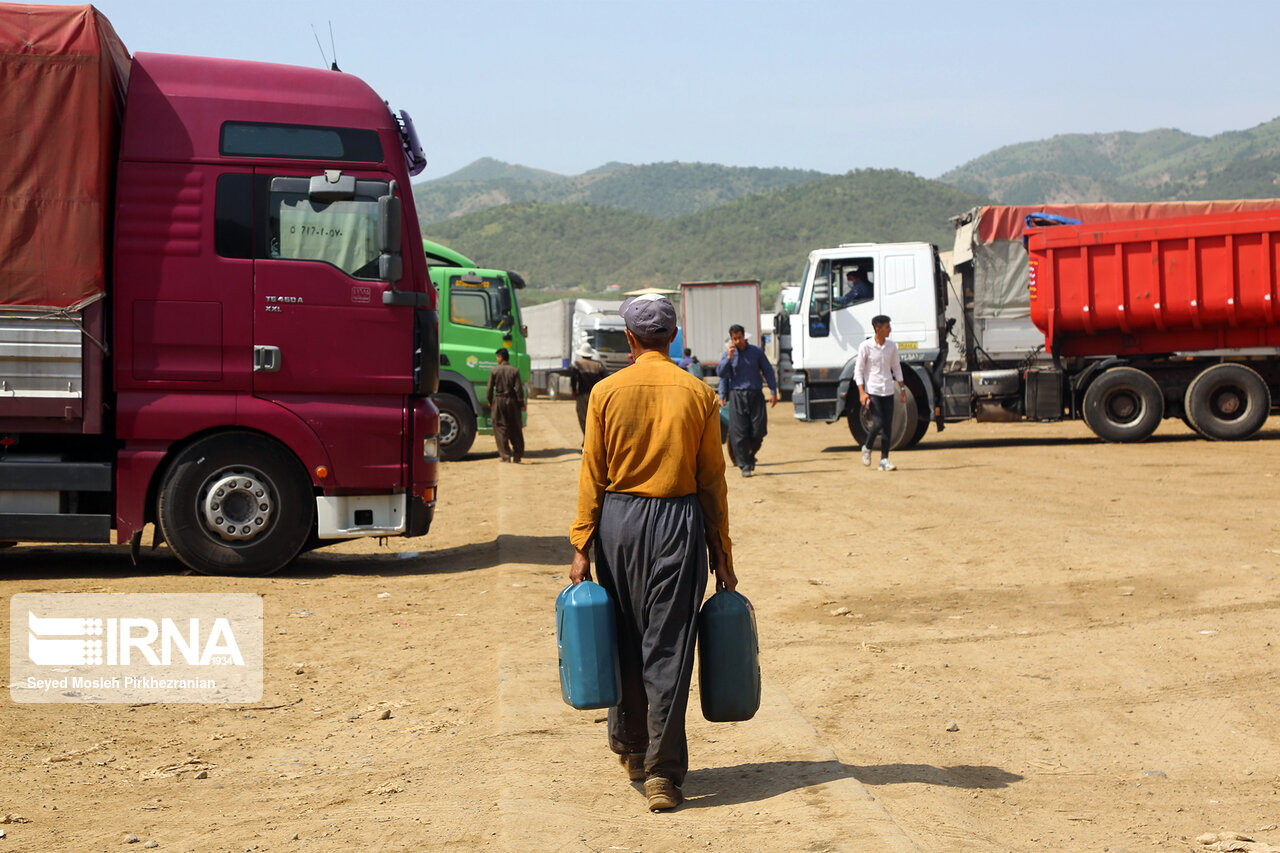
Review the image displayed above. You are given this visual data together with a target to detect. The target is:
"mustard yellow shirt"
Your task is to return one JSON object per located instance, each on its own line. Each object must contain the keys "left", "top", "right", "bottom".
{"left": 570, "top": 350, "right": 732, "bottom": 568}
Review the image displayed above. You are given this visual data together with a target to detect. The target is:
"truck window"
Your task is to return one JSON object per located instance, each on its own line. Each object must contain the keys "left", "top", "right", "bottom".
{"left": 215, "top": 173, "right": 254, "bottom": 259}
{"left": 832, "top": 258, "right": 875, "bottom": 308}
{"left": 448, "top": 278, "right": 509, "bottom": 330}
{"left": 220, "top": 122, "right": 383, "bottom": 163}
{"left": 590, "top": 329, "right": 630, "bottom": 354}
{"left": 268, "top": 188, "right": 380, "bottom": 279}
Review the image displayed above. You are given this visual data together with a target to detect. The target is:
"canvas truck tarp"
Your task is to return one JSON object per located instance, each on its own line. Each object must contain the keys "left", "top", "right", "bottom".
{"left": 953, "top": 201, "right": 1280, "bottom": 319}
{"left": 0, "top": 4, "right": 130, "bottom": 311}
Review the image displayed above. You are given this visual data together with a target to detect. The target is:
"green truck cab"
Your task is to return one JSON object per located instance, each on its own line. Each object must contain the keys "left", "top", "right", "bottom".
{"left": 424, "top": 239, "right": 530, "bottom": 460}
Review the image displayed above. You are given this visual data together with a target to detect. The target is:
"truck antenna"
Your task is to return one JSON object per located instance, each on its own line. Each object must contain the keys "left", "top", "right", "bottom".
{"left": 310, "top": 24, "right": 330, "bottom": 69}
{"left": 328, "top": 21, "right": 340, "bottom": 72}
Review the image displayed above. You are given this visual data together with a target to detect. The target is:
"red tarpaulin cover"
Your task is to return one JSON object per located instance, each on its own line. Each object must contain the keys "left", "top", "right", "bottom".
{"left": 0, "top": 4, "right": 129, "bottom": 310}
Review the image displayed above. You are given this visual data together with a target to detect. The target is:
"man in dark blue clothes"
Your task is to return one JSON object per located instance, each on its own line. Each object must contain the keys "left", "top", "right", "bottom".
{"left": 715, "top": 324, "right": 777, "bottom": 478}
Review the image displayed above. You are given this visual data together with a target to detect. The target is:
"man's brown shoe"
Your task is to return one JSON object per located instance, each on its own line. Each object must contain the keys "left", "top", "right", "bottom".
{"left": 619, "top": 752, "right": 645, "bottom": 781}
{"left": 644, "top": 776, "right": 683, "bottom": 811}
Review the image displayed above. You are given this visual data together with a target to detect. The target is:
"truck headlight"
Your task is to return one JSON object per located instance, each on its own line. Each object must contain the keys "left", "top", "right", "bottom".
{"left": 423, "top": 436, "right": 439, "bottom": 460}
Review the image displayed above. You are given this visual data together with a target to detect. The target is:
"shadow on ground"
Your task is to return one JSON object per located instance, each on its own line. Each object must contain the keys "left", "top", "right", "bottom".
{"left": 682, "top": 759, "right": 1022, "bottom": 808}
{"left": 0, "top": 534, "right": 572, "bottom": 580}
{"left": 822, "top": 424, "right": 1280, "bottom": 455}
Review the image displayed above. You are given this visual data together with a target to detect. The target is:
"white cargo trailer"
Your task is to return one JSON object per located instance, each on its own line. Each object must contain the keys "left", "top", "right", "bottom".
{"left": 679, "top": 280, "right": 761, "bottom": 367}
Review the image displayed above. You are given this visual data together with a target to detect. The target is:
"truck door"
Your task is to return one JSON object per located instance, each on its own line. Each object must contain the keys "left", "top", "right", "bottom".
{"left": 876, "top": 248, "right": 938, "bottom": 355}
{"left": 817, "top": 255, "right": 876, "bottom": 363}
{"left": 250, "top": 169, "right": 410, "bottom": 399}
{"left": 248, "top": 169, "right": 412, "bottom": 489}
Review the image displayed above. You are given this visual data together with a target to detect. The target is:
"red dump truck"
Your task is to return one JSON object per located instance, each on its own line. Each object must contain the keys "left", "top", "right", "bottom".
{"left": 789, "top": 201, "right": 1280, "bottom": 445}
{"left": 0, "top": 4, "right": 440, "bottom": 574}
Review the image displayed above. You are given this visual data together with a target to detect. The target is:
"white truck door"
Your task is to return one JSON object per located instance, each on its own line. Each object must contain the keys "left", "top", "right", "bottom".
{"left": 876, "top": 248, "right": 937, "bottom": 354}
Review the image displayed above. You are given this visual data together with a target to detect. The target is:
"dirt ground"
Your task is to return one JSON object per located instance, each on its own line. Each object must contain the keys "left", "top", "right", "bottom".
{"left": 3, "top": 398, "right": 1280, "bottom": 853}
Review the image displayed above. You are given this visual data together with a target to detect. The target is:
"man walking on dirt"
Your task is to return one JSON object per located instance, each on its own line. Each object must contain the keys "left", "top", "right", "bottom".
{"left": 570, "top": 293, "right": 736, "bottom": 813}
{"left": 569, "top": 346, "right": 606, "bottom": 437}
{"left": 486, "top": 348, "right": 525, "bottom": 463}
{"left": 716, "top": 324, "right": 777, "bottom": 477}
{"left": 854, "top": 314, "right": 905, "bottom": 471}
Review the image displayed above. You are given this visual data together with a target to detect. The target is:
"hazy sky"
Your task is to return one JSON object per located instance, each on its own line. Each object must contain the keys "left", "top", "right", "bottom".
{"left": 81, "top": 0, "right": 1280, "bottom": 182}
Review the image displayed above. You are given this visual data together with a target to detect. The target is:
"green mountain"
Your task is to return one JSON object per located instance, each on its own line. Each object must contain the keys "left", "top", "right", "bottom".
{"left": 940, "top": 118, "right": 1280, "bottom": 203}
{"left": 412, "top": 159, "right": 829, "bottom": 224}
{"left": 422, "top": 170, "right": 986, "bottom": 294}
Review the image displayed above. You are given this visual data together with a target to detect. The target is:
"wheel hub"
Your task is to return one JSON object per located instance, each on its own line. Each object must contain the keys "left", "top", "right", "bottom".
{"left": 439, "top": 411, "right": 458, "bottom": 445}
{"left": 202, "top": 474, "right": 273, "bottom": 542}
{"left": 1107, "top": 393, "right": 1139, "bottom": 422}
{"left": 1212, "top": 388, "right": 1243, "bottom": 418}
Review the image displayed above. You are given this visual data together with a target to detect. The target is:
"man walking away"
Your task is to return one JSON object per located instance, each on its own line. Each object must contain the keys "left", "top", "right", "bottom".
{"left": 486, "top": 348, "right": 525, "bottom": 462}
{"left": 570, "top": 293, "right": 736, "bottom": 813}
{"left": 716, "top": 324, "right": 777, "bottom": 477}
{"left": 854, "top": 315, "right": 905, "bottom": 471}
{"left": 569, "top": 346, "right": 607, "bottom": 437}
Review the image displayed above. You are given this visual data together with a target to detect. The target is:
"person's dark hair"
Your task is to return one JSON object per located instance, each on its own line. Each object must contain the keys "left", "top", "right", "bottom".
{"left": 728, "top": 324, "right": 745, "bottom": 336}
{"left": 683, "top": 348, "right": 692, "bottom": 356}
{"left": 871, "top": 315, "right": 891, "bottom": 329}
{"left": 495, "top": 348, "right": 509, "bottom": 362}
{"left": 632, "top": 331, "right": 672, "bottom": 351}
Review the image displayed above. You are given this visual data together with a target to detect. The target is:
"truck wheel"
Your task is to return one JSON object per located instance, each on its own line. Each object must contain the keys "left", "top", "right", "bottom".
{"left": 157, "top": 432, "right": 314, "bottom": 576}
{"left": 1184, "top": 363, "right": 1271, "bottom": 441}
{"left": 903, "top": 412, "right": 930, "bottom": 448}
{"left": 434, "top": 394, "right": 477, "bottom": 461}
{"left": 847, "top": 387, "right": 918, "bottom": 450}
{"left": 1081, "top": 367, "right": 1163, "bottom": 442}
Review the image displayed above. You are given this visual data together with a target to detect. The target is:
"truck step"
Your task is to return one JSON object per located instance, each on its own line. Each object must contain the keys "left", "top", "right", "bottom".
{"left": 0, "top": 513, "right": 112, "bottom": 542}
{"left": 0, "top": 461, "right": 113, "bottom": 491}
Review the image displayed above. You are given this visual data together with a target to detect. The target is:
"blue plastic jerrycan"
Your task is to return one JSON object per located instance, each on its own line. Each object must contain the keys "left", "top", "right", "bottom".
{"left": 556, "top": 581, "right": 621, "bottom": 710}
{"left": 698, "top": 589, "right": 761, "bottom": 722}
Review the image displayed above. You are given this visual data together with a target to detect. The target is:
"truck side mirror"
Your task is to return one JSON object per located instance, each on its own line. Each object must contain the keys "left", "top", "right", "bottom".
{"left": 378, "top": 195, "right": 402, "bottom": 253}
{"left": 497, "top": 287, "right": 512, "bottom": 316}
{"left": 379, "top": 253, "right": 403, "bottom": 283}
{"left": 376, "top": 184, "right": 403, "bottom": 283}
{"left": 808, "top": 277, "right": 831, "bottom": 337}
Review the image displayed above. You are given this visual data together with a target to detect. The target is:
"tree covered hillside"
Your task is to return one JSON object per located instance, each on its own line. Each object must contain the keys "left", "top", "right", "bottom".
{"left": 940, "top": 118, "right": 1280, "bottom": 204}
{"left": 412, "top": 160, "right": 829, "bottom": 224}
{"left": 422, "top": 170, "right": 987, "bottom": 292}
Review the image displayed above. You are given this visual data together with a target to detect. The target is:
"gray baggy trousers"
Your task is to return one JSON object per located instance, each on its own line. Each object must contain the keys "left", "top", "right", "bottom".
{"left": 594, "top": 491, "right": 708, "bottom": 786}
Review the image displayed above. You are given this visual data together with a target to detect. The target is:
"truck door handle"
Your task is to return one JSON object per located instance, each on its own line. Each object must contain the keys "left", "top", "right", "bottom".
{"left": 253, "top": 346, "right": 282, "bottom": 372}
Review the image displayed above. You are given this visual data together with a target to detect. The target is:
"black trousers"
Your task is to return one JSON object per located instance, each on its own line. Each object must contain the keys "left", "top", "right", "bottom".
{"left": 594, "top": 492, "right": 707, "bottom": 786}
{"left": 866, "top": 393, "right": 895, "bottom": 458}
{"left": 728, "top": 388, "right": 767, "bottom": 471}
{"left": 491, "top": 396, "right": 524, "bottom": 461}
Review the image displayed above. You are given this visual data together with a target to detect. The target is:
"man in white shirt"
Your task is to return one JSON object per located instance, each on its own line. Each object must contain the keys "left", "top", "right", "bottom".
{"left": 853, "top": 315, "right": 905, "bottom": 471}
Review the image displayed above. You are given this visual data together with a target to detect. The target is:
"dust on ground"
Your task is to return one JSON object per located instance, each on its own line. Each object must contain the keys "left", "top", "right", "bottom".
{"left": 3, "top": 399, "right": 1280, "bottom": 852}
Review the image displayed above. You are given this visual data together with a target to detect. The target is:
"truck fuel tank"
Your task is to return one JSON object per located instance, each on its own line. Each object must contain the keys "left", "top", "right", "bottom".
{"left": 970, "top": 369, "right": 1021, "bottom": 397}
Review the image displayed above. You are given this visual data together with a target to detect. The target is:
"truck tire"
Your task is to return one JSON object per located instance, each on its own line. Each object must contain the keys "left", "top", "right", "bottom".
{"left": 904, "top": 412, "right": 930, "bottom": 448}
{"left": 434, "top": 393, "right": 477, "bottom": 461}
{"left": 847, "top": 387, "right": 918, "bottom": 451}
{"left": 1184, "top": 363, "right": 1271, "bottom": 441}
{"left": 157, "top": 432, "right": 314, "bottom": 576}
{"left": 1081, "top": 367, "right": 1163, "bottom": 442}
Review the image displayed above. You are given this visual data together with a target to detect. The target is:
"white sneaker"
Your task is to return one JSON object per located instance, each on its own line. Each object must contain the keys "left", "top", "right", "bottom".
{"left": 861, "top": 447, "right": 872, "bottom": 467}
{"left": 879, "top": 459, "right": 896, "bottom": 471}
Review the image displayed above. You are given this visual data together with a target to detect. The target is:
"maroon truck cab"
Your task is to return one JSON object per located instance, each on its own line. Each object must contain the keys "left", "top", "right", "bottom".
{"left": 1, "top": 23, "right": 439, "bottom": 575}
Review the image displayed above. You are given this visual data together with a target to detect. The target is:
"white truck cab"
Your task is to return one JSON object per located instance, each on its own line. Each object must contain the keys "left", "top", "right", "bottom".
{"left": 790, "top": 241, "right": 946, "bottom": 448}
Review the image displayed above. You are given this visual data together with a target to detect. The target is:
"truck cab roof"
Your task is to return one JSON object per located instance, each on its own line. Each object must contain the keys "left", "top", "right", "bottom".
{"left": 120, "top": 52, "right": 398, "bottom": 165}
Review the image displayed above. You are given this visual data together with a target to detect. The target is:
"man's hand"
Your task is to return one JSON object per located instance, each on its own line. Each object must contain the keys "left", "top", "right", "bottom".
{"left": 858, "top": 387, "right": 870, "bottom": 407}
{"left": 768, "top": 392, "right": 778, "bottom": 408}
{"left": 570, "top": 548, "right": 592, "bottom": 585}
{"left": 899, "top": 385, "right": 907, "bottom": 404}
{"left": 708, "top": 536, "right": 736, "bottom": 592}
{"left": 718, "top": 397, "right": 727, "bottom": 407}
